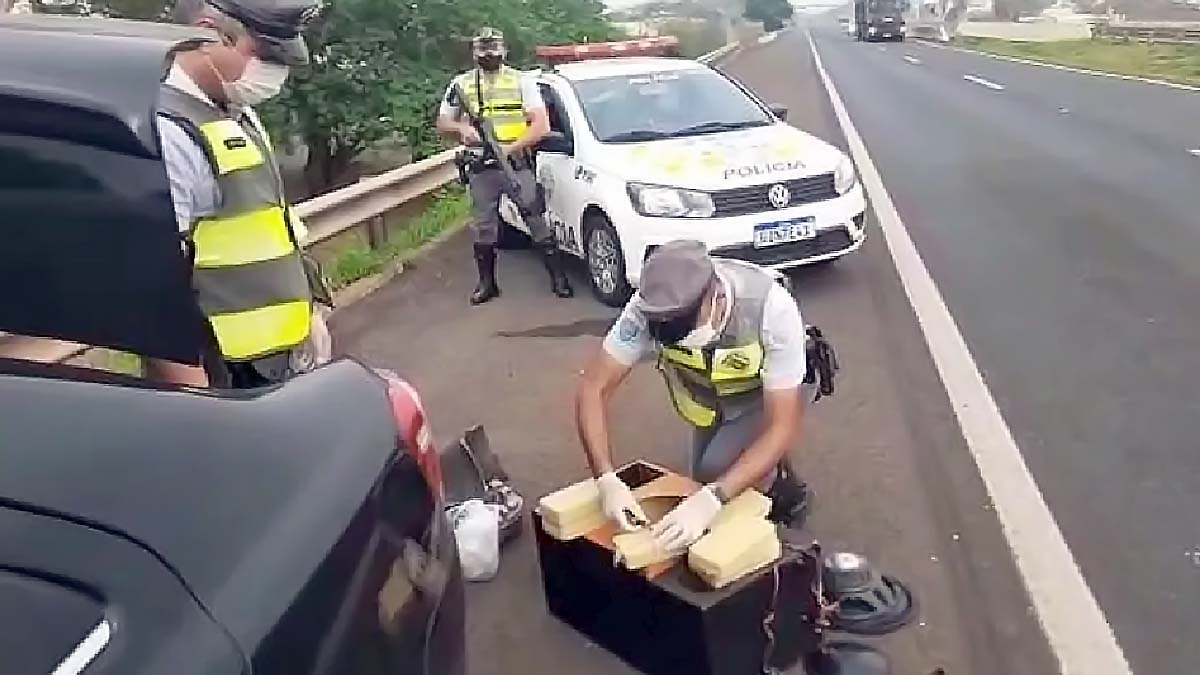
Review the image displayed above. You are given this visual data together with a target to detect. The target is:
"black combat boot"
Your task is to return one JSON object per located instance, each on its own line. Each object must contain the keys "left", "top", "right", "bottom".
{"left": 470, "top": 244, "right": 500, "bottom": 305}
{"left": 539, "top": 241, "right": 574, "bottom": 298}
{"left": 767, "top": 460, "right": 812, "bottom": 529}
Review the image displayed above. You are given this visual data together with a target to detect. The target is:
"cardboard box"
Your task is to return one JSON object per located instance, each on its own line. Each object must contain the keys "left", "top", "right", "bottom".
{"left": 534, "top": 462, "right": 819, "bottom": 675}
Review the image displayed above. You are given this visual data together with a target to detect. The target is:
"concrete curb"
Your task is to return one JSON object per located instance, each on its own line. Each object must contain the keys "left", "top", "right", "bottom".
{"left": 918, "top": 39, "right": 1200, "bottom": 92}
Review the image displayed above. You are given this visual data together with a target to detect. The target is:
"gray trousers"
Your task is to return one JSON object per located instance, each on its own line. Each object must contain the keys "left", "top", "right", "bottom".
{"left": 467, "top": 165, "right": 552, "bottom": 246}
{"left": 690, "top": 384, "right": 815, "bottom": 489}
{"left": 691, "top": 406, "right": 776, "bottom": 490}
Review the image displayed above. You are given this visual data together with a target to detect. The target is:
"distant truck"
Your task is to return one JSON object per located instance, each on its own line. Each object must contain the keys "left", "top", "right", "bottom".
{"left": 854, "top": 0, "right": 907, "bottom": 40}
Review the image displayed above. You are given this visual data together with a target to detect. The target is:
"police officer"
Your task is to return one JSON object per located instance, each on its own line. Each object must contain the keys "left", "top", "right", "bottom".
{"left": 150, "top": 0, "right": 329, "bottom": 387}
{"left": 575, "top": 240, "right": 815, "bottom": 553}
{"left": 436, "top": 27, "right": 573, "bottom": 305}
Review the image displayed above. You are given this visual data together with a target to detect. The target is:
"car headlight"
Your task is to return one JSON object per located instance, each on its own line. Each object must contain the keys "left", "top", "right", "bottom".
{"left": 627, "top": 183, "right": 715, "bottom": 218}
{"left": 834, "top": 156, "right": 857, "bottom": 195}
{"left": 868, "top": 25, "right": 878, "bottom": 34}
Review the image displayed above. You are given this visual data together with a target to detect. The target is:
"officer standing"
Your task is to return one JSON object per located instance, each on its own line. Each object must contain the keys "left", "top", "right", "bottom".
{"left": 575, "top": 240, "right": 819, "bottom": 553}
{"left": 149, "top": 0, "right": 329, "bottom": 387}
{"left": 436, "top": 27, "right": 573, "bottom": 305}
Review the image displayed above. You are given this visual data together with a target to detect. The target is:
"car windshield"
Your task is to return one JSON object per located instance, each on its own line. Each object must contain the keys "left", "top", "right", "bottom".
{"left": 573, "top": 69, "right": 772, "bottom": 144}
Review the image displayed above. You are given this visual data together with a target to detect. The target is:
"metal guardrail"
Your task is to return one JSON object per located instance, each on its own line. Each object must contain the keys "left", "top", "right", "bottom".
{"left": 1092, "top": 21, "right": 1200, "bottom": 43}
{"left": 0, "top": 40, "right": 742, "bottom": 365}
{"left": 909, "top": 22, "right": 952, "bottom": 42}
{"left": 298, "top": 148, "right": 459, "bottom": 246}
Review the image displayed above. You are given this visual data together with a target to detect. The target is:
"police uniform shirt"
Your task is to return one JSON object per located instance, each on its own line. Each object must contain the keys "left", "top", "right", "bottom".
{"left": 603, "top": 270, "right": 809, "bottom": 390}
{"left": 437, "top": 70, "right": 547, "bottom": 119}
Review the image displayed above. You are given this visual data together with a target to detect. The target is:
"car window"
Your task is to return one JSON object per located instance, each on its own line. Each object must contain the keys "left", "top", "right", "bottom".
{"left": 572, "top": 69, "right": 772, "bottom": 144}
{"left": 538, "top": 82, "right": 573, "bottom": 137}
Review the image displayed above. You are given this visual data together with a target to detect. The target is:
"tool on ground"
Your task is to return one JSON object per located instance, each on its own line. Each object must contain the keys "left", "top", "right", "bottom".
{"left": 442, "top": 426, "right": 524, "bottom": 546}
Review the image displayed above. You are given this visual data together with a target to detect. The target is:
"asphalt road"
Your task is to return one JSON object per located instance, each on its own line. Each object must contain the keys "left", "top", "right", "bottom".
{"left": 802, "top": 22, "right": 1200, "bottom": 674}
{"left": 333, "top": 33, "right": 1060, "bottom": 675}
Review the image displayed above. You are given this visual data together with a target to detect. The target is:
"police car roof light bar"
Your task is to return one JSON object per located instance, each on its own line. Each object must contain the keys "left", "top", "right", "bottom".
{"left": 534, "top": 36, "right": 681, "bottom": 66}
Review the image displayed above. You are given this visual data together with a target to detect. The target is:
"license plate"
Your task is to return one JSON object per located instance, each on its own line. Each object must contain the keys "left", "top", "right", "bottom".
{"left": 753, "top": 218, "right": 816, "bottom": 248}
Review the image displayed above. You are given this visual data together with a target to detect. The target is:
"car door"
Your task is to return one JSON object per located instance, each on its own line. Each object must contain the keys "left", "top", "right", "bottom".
{"left": 0, "top": 505, "right": 246, "bottom": 675}
{"left": 536, "top": 80, "right": 588, "bottom": 259}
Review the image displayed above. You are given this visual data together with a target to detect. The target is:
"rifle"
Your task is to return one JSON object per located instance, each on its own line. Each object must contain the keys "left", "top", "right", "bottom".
{"left": 450, "top": 80, "right": 537, "bottom": 217}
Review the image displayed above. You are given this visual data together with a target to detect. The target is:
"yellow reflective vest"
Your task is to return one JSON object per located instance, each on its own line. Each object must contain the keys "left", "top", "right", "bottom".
{"left": 159, "top": 86, "right": 312, "bottom": 362}
{"left": 658, "top": 261, "right": 776, "bottom": 428}
{"left": 453, "top": 66, "right": 529, "bottom": 143}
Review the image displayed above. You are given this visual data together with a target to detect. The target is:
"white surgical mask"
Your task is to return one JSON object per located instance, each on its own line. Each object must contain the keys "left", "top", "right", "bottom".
{"left": 675, "top": 277, "right": 730, "bottom": 349}
{"left": 676, "top": 322, "right": 719, "bottom": 349}
{"left": 223, "top": 58, "right": 289, "bottom": 107}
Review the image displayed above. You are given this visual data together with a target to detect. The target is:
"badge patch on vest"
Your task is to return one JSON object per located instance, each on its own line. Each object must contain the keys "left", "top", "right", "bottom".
{"left": 721, "top": 351, "right": 752, "bottom": 371}
{"left": 224, "top": 137, "right": 249, "bottom": 150}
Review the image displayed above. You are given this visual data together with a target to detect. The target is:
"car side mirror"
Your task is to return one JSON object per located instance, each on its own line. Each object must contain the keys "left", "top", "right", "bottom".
{"left": 539, "top": 131, "right": 573, "bottom": 155}
{"left": 770, "top": 104, "right": 789, "bottom": 121}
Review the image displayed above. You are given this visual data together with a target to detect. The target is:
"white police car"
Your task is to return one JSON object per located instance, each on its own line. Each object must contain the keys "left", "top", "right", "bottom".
{"left": 503, "top": 50, "right": 866, "bottom": 307}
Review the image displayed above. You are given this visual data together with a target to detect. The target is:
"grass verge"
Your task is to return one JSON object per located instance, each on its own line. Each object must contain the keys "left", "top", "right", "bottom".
{"left": 956, "top": 36, "right": 1200, "bottom": 88}
{"left": 326, "top": 185, "right": 471, "bottom": 290}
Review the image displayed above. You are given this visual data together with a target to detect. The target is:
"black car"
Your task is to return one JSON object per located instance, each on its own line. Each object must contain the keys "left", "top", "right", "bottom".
{"left": 0, "top": 15, "right": 465, "bottom": 675}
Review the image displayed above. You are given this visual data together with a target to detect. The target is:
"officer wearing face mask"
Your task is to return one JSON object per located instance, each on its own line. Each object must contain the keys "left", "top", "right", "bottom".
{"left": 576, "top": 240, "right": 815, "bottom": 554}
{"left": 436, "top": 27, "right": 573, "bottom": 305}
{"left": 149, "top": 0, "right": 330, "bottom": 388}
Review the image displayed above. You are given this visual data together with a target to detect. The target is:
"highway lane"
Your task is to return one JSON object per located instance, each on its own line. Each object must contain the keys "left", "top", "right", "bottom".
{"left": 332, "top": 37, "right": 1058, "bottom": 673}
{"left": 800, "top": 22, "right": 1200, "bottom": 674}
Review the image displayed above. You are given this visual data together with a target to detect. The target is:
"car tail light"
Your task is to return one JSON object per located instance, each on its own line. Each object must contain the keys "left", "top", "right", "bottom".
{"left": 376, "top": 369, "right": 444, "bottom": 500}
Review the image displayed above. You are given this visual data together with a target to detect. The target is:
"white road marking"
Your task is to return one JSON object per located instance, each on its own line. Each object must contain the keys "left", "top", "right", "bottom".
{"left": 920, "top": 39, "right": 1200, "bottom": 93}
{"left": 963, "top": 74, "right": 1006, "bottom": 90}
{"left": 52, "top": 621, "right": 111, "bottom": 675}
{"left": 1189, "top": 149, "right": 1200, "bottom": 157}
{"left": 806, "top": 30, "right": 1132, "bottom": 675}
{"left": 903, "top": 55, "right": 922, "bottom": 65}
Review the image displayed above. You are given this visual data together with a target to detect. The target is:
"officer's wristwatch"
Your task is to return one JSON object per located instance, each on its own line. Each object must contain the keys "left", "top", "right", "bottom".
{"left": 709, "top": 483, "right": 731, "bottom": 505}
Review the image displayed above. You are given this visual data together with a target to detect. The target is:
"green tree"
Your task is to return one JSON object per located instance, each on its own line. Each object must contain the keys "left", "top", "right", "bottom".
{"left": 260, "top": 0, "right": 616, "bottom": 195}
{"left": 743, "top": 0, "right": 792, "bottom": 32}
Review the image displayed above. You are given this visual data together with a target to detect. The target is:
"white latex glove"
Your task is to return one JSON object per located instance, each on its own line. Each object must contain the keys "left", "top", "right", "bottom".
{"left": 651, "top": 485, "right": 723, "bottom": 553}
{"left": 597, "top": 472, "right": 649, "bottom": 532}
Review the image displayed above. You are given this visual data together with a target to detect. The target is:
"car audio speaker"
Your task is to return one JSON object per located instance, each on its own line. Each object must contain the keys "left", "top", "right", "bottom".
{"left": 822, "top": 552, "right": 916, "bottom": 636}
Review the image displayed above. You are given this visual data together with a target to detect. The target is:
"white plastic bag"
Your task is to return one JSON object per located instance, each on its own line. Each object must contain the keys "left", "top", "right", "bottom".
{"left": 447, "top": 499, "right": 502, "bottom": 582}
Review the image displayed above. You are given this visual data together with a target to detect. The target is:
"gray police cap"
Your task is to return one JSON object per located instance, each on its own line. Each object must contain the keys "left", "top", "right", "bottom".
{"left": 639, "top": 240, "right": 716, "bottom": 320}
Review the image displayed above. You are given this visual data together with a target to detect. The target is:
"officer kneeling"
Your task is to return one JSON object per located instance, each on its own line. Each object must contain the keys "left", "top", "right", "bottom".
{"left": 576, "top": 241, "right": 829, "bottom": 553}
{"left": 436, "top": 27, "right": 573, "bottom": 305}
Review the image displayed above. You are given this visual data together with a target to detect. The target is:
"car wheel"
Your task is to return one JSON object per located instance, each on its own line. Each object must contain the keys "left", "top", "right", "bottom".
{"left": 584, "top": 215, "right": 632, "bottom": 307}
